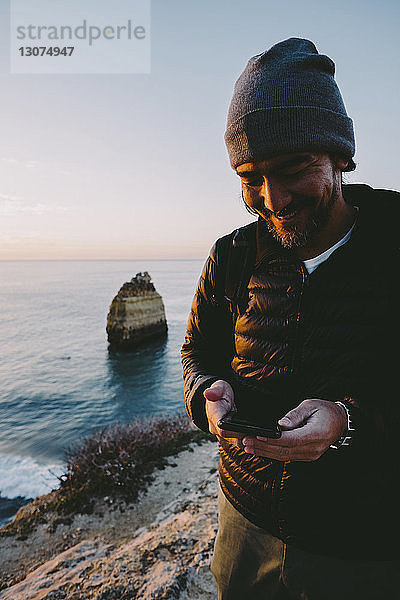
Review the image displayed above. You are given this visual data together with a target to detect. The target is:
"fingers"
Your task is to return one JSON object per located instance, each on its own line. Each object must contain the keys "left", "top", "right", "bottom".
{"left": 278, "top": 399, "right": 318, "bottom": 430}
{"left": 242, "top": 425, "right": 323, "bottom": 460}
{"left": 242, "top": 437, "right": 326, "bottom": 462}
{"left": 238, "top": 399, "right": 347, "bottom": 462}
{"left": 254, "top": 426, "right": 316, "bottom": 447}
{"left": 205, "top": 380, "right": 235, "bottom": 438}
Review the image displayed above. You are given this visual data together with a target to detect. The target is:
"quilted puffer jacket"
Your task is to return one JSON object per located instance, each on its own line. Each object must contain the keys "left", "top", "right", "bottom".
{"left": 181, "top": 184, "right": 400, "bottom": 559}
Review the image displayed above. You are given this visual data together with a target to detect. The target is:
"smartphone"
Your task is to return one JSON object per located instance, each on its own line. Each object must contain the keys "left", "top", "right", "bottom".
{"left": 217, "top": 412, "right": 282, "bottom": 439}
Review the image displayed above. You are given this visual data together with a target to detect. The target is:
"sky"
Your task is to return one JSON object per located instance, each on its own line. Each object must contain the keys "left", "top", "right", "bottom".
{"left": 0, "top": 0, "right": 399, "bottom": 260}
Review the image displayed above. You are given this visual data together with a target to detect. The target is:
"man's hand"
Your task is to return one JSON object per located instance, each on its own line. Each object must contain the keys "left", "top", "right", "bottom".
{"left": 242, "top": 399, "right": 347, "bottom": 461}
{"left": 204, "top": 380, "right": 245, "bottom": 448}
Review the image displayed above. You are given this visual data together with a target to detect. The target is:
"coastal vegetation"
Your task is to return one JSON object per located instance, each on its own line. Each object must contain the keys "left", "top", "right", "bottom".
{"left": 0, "top": 413, "right": 210, "bottom": 539}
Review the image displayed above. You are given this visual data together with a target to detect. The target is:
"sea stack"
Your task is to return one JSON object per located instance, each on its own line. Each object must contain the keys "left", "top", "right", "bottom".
{"left": 107, "top": 272, "right": 167, "bottom": 349}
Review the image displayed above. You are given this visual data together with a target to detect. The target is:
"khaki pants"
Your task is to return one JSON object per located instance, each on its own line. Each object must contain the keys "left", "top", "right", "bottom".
{"left": 211, "top": 489, "right": 400, "bottom": 600}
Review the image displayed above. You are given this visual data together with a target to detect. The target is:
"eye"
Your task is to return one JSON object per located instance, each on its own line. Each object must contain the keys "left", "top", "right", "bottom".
{"left": 281, "top": 170, "right": 301, "bottom": 178}
{"left": 279, "top": 166, "right": 309, "bottom": 179}
{"left": 242, "top": 177, "right": 264, "bottom": 188}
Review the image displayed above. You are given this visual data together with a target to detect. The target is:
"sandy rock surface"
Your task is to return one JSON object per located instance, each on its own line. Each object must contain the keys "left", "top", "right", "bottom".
{"left": 0, "top": 440, "right": 220, "bottom": 600}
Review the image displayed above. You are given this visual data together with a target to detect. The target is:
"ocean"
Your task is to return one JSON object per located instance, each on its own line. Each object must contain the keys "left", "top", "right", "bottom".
{"left": 0, "top": 259, "right": 204, "bottom": 528}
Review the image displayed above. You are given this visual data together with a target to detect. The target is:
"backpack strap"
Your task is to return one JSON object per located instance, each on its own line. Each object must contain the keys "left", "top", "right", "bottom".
{"left": 223, "top": 222, "right": 257, "bottom": 317}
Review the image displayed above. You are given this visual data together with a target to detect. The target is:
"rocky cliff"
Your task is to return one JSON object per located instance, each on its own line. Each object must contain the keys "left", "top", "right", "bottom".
{"left": 107, "top": 272, "right": 167, "bottom": 349}
{"left": 0, "top": 441, "right": 219, "bottom": 600}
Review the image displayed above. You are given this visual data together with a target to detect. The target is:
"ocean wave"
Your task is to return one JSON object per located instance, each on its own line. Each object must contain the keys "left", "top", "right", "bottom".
{"left": 0, "top": 452, "right": 65, "bottom": 500}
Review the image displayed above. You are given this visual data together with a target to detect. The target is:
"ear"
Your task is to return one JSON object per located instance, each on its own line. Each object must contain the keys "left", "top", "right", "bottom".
{"left": 334, "top": 156, "right": 349, "bottom": 171}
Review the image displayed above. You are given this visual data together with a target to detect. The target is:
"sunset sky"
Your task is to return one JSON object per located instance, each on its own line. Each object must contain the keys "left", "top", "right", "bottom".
{"left": 0, "top": 0, "right": 399, "bottom": 260}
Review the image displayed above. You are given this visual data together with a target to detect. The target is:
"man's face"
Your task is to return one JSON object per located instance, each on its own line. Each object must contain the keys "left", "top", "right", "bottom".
{"left": 236, "top": 152, "right": 342, "bottom": 249}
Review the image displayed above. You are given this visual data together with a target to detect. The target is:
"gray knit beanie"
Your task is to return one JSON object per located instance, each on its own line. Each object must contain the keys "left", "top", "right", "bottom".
{"left": 224, "top": 38, "right": 355, "bottom": 169}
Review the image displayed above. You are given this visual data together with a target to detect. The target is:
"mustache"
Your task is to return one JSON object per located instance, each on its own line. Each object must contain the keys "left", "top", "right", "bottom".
{"left": 263, "top": 195, "right": 315, "bottom": 218}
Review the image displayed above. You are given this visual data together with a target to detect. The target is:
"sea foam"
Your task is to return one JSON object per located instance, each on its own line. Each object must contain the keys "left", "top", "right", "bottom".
{"left": 0, "top": 452, "right": 64, "bottom": 500}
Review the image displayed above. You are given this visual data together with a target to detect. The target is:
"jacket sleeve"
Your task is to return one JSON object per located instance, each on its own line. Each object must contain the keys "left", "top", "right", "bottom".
{"left": 181, "top": 238, "right": 235, "bottom": 432}
{"left": 338, "top": 250, "right": 400, "bottom": 456}
{"left": 342, "top": 320, "right": 399, "bottom": 456}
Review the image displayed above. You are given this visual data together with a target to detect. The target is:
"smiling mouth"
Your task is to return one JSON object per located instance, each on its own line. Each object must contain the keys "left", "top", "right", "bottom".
{"left": 272, "top": 203, "right": 303, "bottom": 223}
{"left": 274, "top": 207, "right": 298, "bottom": 221}
{"left": 261, "top": 196, "right": 313, "bottom": 223}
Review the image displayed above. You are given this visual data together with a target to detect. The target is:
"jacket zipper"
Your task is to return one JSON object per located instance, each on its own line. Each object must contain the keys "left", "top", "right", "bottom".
{"left": 291, "top": 263, "right": 308, "bottom": 373}
{"left": 272, "top": 262, "right": 308, "bottom": 540}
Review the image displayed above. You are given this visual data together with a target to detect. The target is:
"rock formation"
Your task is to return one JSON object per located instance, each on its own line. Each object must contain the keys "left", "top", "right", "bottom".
{"left": 106, "top": 272, "right": 167, "bottom": 349}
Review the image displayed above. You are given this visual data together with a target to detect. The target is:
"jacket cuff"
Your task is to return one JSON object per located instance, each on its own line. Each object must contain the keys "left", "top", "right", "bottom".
{"left": 341, "top": 397, "right": 360, "bottom": 422}
{"left": 185, "top": 375, "right": 220, "bottom": 433}
{"left": 338, "top": 397, "right": 365, "bottom": 445}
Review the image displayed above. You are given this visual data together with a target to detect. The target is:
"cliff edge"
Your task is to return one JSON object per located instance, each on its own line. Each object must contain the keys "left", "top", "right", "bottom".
{"left": 0, "top": 441, "right": 219, "bottom": 600}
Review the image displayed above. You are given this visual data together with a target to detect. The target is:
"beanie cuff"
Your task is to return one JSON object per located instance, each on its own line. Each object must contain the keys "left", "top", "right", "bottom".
{"left": 225, "top": 107, "right": 355, "bottom": 169}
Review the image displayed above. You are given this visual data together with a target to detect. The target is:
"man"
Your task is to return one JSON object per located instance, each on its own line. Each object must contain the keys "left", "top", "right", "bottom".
{"left": 181, "top": 38, "right": 400, "bottom": 599}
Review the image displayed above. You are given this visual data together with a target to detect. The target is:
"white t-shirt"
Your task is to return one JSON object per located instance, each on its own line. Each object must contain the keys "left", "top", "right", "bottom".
{"left": 303, "top": 208, "right": 359, "bottom": 275}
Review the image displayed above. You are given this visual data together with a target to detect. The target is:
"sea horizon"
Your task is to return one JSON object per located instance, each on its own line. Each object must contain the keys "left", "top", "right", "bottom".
{"left": 0, "top": 258, "right": 204, "bottom": 262}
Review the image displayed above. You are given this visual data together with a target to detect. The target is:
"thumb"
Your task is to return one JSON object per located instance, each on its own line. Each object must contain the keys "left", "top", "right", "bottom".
{"left": 204, "top": 384, "right": 225, "bottom": 402}
{"left": 278, "top": 402, "right": 311, "bottom": 430}
{"left": 204, "top": 380, "right": 232, "bottom": 403}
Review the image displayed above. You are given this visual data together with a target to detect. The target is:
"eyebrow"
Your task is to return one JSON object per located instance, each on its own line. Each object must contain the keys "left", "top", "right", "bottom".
{"left": 236, "top": 153, "right": 315, "bottom": 177}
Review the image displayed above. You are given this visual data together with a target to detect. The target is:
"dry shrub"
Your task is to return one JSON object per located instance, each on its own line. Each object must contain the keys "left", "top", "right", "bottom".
{"left": 55, "top": 413, "right": 209, "bottom": 514}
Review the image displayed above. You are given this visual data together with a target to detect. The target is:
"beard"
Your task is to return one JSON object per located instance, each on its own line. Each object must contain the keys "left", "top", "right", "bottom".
{"left": 265, "top": 178, "right": 340, "bottom": 250}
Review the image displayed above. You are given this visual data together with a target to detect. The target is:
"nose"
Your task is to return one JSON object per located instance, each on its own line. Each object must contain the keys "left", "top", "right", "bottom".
{"left": 263, "top": 178, "right": 292, "bottom": 215}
